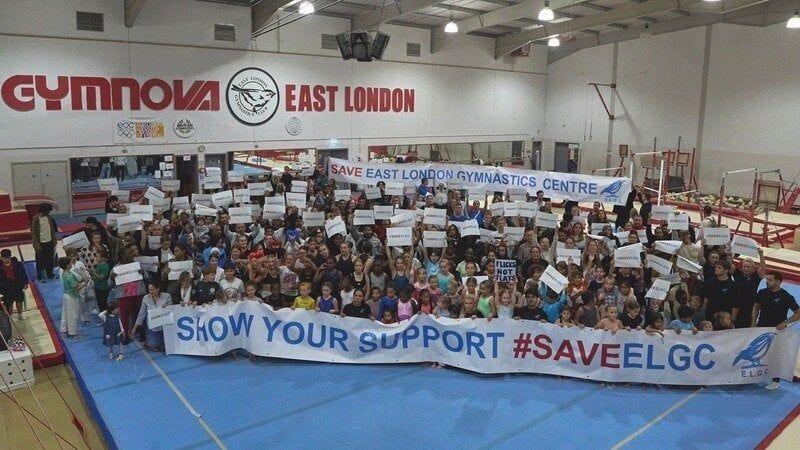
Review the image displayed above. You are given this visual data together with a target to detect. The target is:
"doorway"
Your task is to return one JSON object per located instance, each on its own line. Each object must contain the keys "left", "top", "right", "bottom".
{"left": 12, "top": 162, "right": 70, "bottom": 216}
{"left": 531, "top": 141, "right": 542, "bottom": 170}
{"left": 554, "top": 142, "right": 580, "bottom": 173}
{"left": 175, "top": 155, "right": 199, "bottom": 196}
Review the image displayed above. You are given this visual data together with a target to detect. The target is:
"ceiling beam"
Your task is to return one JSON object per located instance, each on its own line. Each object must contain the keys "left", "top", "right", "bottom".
{"left": 676, "top": 0, "right": 773, "bottom": 13}
{"left": 353, "top": 0, "right": 443, "bottom": 30}
{"left": 494, "top": 0, "right": 714, "bottom": 58}
{"left": 430, "top": 0, "right": 591, "bottom": 53}
{"left": 124, "top": 0, "right": 146, "bottom": 27}
{"left": 252, "top": 0, "right": 296, "bottom": 35}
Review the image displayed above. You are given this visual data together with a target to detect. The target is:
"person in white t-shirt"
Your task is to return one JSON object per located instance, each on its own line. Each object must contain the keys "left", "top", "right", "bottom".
{"left": 219, "top": 262, "right": 244, "bottom": 299}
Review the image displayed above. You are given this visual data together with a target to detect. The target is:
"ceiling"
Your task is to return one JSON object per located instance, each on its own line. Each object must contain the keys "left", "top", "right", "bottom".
{"left": 197, "top": 0, "right": 797, "bottom": 60}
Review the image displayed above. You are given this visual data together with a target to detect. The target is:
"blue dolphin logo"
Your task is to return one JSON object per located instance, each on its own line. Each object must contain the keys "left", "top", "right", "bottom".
{"left": 732, "top": 332, "right": 776, "bottom": 369}
{"left": 600, "top": 180, "right": 624, "bottom": 197}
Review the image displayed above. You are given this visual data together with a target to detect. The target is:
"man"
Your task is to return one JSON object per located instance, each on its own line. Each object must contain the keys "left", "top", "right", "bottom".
{"left": 752, "top": 272, "right": 800, "bottom": 390}
{"left": 31, "top": 203, "right": 58, "bottom": 282}
{"left": 702, "top": 260, "right": 739, "bottom": 322}
{"left": 732, "top": 249, "right": 766, "bottom": 328}
{"left": 0, "top": 249, "right": 28, "bottom": 320}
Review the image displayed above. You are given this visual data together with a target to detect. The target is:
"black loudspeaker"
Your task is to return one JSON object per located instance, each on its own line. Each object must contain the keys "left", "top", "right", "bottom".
{"left": 370, "top": 31, "right": 390, "bottom": 60}
{"left": 336, "top": 32, "right": 353, "bottom": 60}
{"left": 350, "top": 32, "right": 371, "bottom": 61}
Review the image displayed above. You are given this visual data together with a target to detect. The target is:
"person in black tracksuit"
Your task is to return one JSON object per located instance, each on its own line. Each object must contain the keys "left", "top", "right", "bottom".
{"left": 0, "top": 249, "right": 29, "bottom": 320}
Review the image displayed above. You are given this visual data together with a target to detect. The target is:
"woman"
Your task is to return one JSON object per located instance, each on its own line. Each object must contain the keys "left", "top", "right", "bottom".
{"left": 79, "top": 231, "right": 109, "bottom": 273}
{"left": 133, "top": 281, "right": 172, "bottom": 351}
{"left": 58, "top": 257, "right": 83, "bottom": 337}
{"left": 349, "top": 258, "right": 370, "bottom": 293}
{"left": 110, "top": 244, "right": 147, "bottom": 340}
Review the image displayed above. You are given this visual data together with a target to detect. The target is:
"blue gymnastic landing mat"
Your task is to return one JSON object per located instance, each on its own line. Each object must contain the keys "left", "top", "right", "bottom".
{"left": 31, "top": 262, "right": 800, "bottom": 449}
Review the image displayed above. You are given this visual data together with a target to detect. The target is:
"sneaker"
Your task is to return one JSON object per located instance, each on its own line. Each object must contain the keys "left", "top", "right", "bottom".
{"left": 116, "top": 353, "right": 125, "bottom": 362}
{"left": 766, "top": 380, "right": 780, "bottom": 390}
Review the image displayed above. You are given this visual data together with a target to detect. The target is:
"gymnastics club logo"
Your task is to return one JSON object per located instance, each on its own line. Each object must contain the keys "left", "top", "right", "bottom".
{"left": 731, "top": 332, "right": 776, "bottom": 369}
{"left": 600, "top": 180, "right": 624, "bottom": 201}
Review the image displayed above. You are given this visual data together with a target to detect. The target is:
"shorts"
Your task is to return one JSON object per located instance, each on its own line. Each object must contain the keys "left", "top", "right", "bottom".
{"left": 2, "top": 291, "right": 24, "bottom": 311}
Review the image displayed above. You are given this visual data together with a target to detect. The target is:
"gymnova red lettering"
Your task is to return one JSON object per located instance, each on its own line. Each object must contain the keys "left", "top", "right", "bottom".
{"left": 1, "top": 74, "right": 220, "bottom": 112}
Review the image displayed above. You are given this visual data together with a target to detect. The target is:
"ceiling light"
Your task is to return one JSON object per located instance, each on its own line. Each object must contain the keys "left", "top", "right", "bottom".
{"left": 547, "top": 35, "right": 560, "bottom": 47}
{"left": 538, "top": 1, "right": 555, "bottom": 21}
{"left": 298, "top": 1, "right": 315, "bottom": 15}
{"left": 444, "top": 20, "right": 459, "bottom": 33}
{"left": 788, "top": 11, "right": 800, "bottom": 28}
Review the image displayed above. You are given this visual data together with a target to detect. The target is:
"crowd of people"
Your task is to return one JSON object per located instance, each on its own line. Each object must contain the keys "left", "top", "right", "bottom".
{"left": 2, "top": 162, "right": 799, "bottom": 380}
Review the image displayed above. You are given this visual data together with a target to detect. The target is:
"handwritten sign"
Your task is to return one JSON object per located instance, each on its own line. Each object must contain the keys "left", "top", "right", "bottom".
{"left": 128, "top": 204, "right": 153, "bottom": 222}
{"left": 390, "top": 211, "right": 415, "bottom": 228}
{"left": 495, "top": 260, "right": 516, "bottom": 282}
{"left": 646, "top": 254, "right": 673, "bottom": 276}
{"left": 285, "top": 192, "right": 307, "bottom": 208}
{"left": 556, "top": 248, "right": 582, "bottom": 265}
{"left": 228, "top": 206, "right": 252, "bottom": 224}
{"left": 654, "top": 240, "right": 682, "bottom": 255}
{"left": 645, "top": 279, "right": 671, "bottom": 301}
{"left": 374, "top": 205, "right": 394, "bottom": 221}
{"left": 535, "top": 212, "right": 558, "bottom": 229}
{"left": 191, "top": 193, "right": 212, "bottom": 207}
{"left": 325, "top": 216, "right": 347, "bottom": 238}
{"left": 168, "top": 260, "right": 194, "bottom": 280}
{"left": 134, "top": 255, "right": 159, "bottom": 273}
{"left": 335, "top": 189, "right": 352, "bottom": 202}
{"left": 614, "top": 244, "right": 643, "bottom": 268}
{"left": 248, "top": 182, "right": 272, "bottom": 196}
{"left": 731, "top": 234, "right": 760, "bottom": 257}
{"left": 353, "top": 209, "right": 375, "bottom": 226}
{"left": 172, "top": 196, "right": 190, "bottom": 211}
{"left": 385, "top": 182, "right": 404, "bottom": 196}
{"left": 147, "top": 307, "right": 174, "bottom": 330}
{"left": 541, "top": 265, "right": 567, "bottom": 294}
{"left": 423, "top": 208, "right": 446, "bottom": 227}
{"left": 703, "top": 227, "right": 731, "bottom": 246}
{"left": 62, "top": 232, "right": 89, "bottom": 250}
{"left": 651, "top": 205, "right": 676, "bottom": 221}
{"left": 211, "top": 190, "right": 233, "bottom": 208}
{"left": 233, "top": 188, "right": 250, "bottom": 205}
{"left": 387, "top": 227, "right": 413, "bottom": 246}
{"left": 194, "top": 204, "right": 218, "bottom": 217}
{"left": 364, "top": 186, "right": 382, "bottom": 200}
{"left": 161, "top": 179, "right": 180, "bottom": 192}
{"left": 116, "top": 215, "right": 142, "bottom": 234}
{"left": 505, "top": 226, "right": 525, "bottom": 243}
{"left": 676, "top": 256, "right": 702, "bottom": 274}
{"left": 423, "top": 230, "right": 446, "bottom": 248}
{"left": 113, "top": 262, "right": 142, "bottom": 285}
{"left": 668, "top": 213, "right": 690, "bottom": 231}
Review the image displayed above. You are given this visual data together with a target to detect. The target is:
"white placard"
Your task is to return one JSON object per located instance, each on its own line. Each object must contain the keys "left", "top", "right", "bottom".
{"left": 540, "top": 265, "right": 568, "bottom": 294}
{"left": 668, "top": 213, "right": 690, "bottom": 231}
{"left": 291, "top": 180, "right": 308, "bottom": 193}
{"left": 636, "top": 228, "right": 649, "bottom": 244}
{"left": 151, "top": 197, "right": 171, "bottom": 214}
{"left": 614, "top": 230, "right": 631, "bottom": 242}
{"left": 651, "top": 205, "right": 676, "bottom": 221}
{"left": 423, "top": 230, "right": 446, "bottom": 248}
{"left": 325, "top": 216, "right": 347, "bottom": 238}
{"left": 212, "top": 190, "right": 233, "bottom": 208}
{"left": 302, "top": 211, "right": 325, "bottom": 227}
{"left": 364, "top": 186, "right": 382, "bottom": 200}
{"left": 645, "top": 279, "right": 671, "bottom": 301}
{"left": 262, "top": 204, "right": 285, "bottom": 219}
{"left": 535, "top": 212, "right": 558, "bottom": 229}
{"left": 353, "top": 209, "right": 375, "bottom": 226}
{"left": 447, "top": 180, "right": 464, "bottom": 190}
{"left": 164, "top": 155, "right": 173, "bottom": 162}
{"left": 113, "top": 262, "right": 142, "bottom": 285}
{"left": 248, "top": 182, "right": 272, "bottom": 196}
{"left": 466, "top": 185, "right": 486, "bottom": 198}
{"left": 228, "top": 206, "right": 252, "bottom": 224}
{"left": 614, "top": 244, "right": 643, "bottom": 268}
{"left": 479, "top": 229, "right": 500, "bottom": 245}
{"left": 385, "top": 182, "right": 404, "bottom": 196}
{"left": 335, "top": 189, "right": 352, "bottom": 202}
{"left": 676, "top": 256, "right": 702, "bottom": 274}
{"left": 286, "top": 192, "right": 307, "bottom": 208}
{"left": 387, "top": 227, "right": 413, "bottom": 246}
{"left": 518, "top": 202, "right": 536, "bottom": 218}
{"left": 98, "top": 178, "right": 118, "bottom": 192}
{"left": 489, "top": 202, "right": 506, "bottom": 214}
{"left": 194, "top": 204, "right": 218, "bottom": 217}
{"left": 228, "top": 172, "right": 244, "bottom": 183}
{"left": 503, "top": 203, "right": 520, "bottom": 217}
{"left": 172, "top": 196, "right": 190, "bottom": 211}
{"left": 646, "top": 254, "right": 673, "bottom": 276}
{"left": 191, "top": 193, "right": 212, "bottom": 207}
{"left": 128, "top": 204, "right": 153, "bottom": 222}
{"left": 161, "top": 179, "right": 180, "bottom": 192}
{"left": 148, "top": 235, "right": 161, "bottom": 250}
{"left": 505, "top": 226, "right": 525, "bottom": 243}
{"left": 373, "top": 205, "right": 394, "bottom": 221}
{"left": 145, "top": 186, "right": 166, "bottom": 201}
{"left": 495, "top": 259, "right": 516, "bottom": 282}
{"left": 703, "top": 227, "right": 731, "bottom": 246}
{"left": 456, "top": 219, "right": 480, "bottom": 237}
{"left": 134, "top": 255, "right": 159, "bottom": 273}
{"left": 264, "top": 195, "right": 286, "bottom": 206}
{"left": 654, "top": 240, "right": 682, "bottom": 255}
{"left": 168, "top": 260, "right": 194, "bottom": 280}
{"left": 590, "top": 222, "right": 606, "bottom": 234}
{"left": 110, "top": 189, "right": 130, "bottom": 202}
{"left": 423, "top": 208, "right": 446, "bottom": 227}
{"left": 556, "top": 248, "right": 582, "bottom": 265}
{"left": 147, "top": 307, "right": 174, "bottom": 330}
{"left": 106, "top": 213, "right": 125, "bottom": 228}
{"left": 233, "top": 188, "right": 250, "bottom": 205}
{"left": 62, "top": 231, "right": 89, "bottom": 250}
{"left": 116, "top": 215, "right": 142, "bottom": 234}
{"left": 731, "top": 234, "right": 760, "bottom": 257}
{"left": 390, "top": 211, "right": 415, "bottom": 228}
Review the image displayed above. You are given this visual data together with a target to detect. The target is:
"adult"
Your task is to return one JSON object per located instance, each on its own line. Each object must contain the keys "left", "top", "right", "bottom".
{"left": 0, "top": 249, "right": 28, "bottom": 320}
{"left": 732, "top": 249, "right": 766, "bottom": 328}
{"left": 31, "top": 203, "right": 58, "bottom": 282}
{"left": 702, "top": 260, "right": 739, "bottom": 322}
{"left": 752, "top": 272, "right": 800, "bottom": 390}
{"left": 133, "top": 281, "right": 172, "bottom": 351}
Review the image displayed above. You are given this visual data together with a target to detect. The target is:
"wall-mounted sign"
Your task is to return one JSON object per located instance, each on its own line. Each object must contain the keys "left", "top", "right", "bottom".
{"left": 173, "top": 117, "right": 196, "bottom": 138}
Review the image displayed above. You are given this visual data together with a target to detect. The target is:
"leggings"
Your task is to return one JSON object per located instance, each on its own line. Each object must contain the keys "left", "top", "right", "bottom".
{"left": 118, "top": 295, "right": 142, "bottom": 338}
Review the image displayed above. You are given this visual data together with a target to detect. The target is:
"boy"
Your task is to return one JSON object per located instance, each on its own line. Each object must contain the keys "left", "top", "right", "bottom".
{"left": 513, "top": 292, "right": 548, "bottom": 321}
{"left": 292, "top": 282, "right": 317, "bottom": 311}
{"left": 341, "top": 289, "right": 372, "bottom": 319}
{"left": 377, "top": 284, "right": 399, "bottom": 320}
{"left": 670, "top": 305, "right": 698, "bottom": 334}
{"left": 194, "top": 265, "right": 222, "bottom": 305}
{"left": 0, "top": 249, "right": 28, "bottom": 320}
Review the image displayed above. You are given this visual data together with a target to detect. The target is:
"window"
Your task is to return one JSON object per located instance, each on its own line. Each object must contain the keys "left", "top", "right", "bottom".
{"left": 214, "top": 24, "right": 236, "bottom": 42}
{"left": 76, "top": 11, "right": 104, "bottom": 32}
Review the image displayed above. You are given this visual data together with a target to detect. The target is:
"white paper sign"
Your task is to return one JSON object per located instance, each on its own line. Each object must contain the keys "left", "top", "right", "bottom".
{"left": 677, "top": 256, "right": 702, "bottom": 273}
{"left": 262, "top": 204, "right": 285, "bottom": 220}
{"left": 390, "top": 211, "right": 415, "bottom": 228}
{"left": 161, "top": 179, "right": 180, "bottom": 192}
{"left": 228, "top": 172, "right": 244, "bottom": 183}
{"left": 423, "top": 230, "right": 446, "bottom": 248}
{"left": 535, "top": 212, "right": 558, "bottom": 229}
{"left": 703, "top": 227, "right": 731, "bottom": 246}
{"left": 291, "top": 180, "right": 308, "bottom": 193}
{"left": 228, "top": 206, "right": 253, "bottom": 224}
{"left": 645, "top": 279, "right": 671, "bottom": 301}
{"left": 519, "top": 202, "right": 536, "bottom": 218}
{"left": 489, "top": 202, "right": 506, "bottom": 215}
{"left": 233, "top": 188, "right": 250, "bottom": 205}
{"left": 148, "top": 235, "right": 161, "bottom": 250}
{"left": 147, "top": 307, "right": 174, "bottom": 330}
{"left": 731, "top": 234, "right": 760, "bottom": 257}
{"left": 387, "top": 227, "right": 413, "bottom": 246}
{"left": 614, "top": 244, "right": 643, "bottom": 268}
{"left": 98, "top": 178, "right": 118, "bottom": 192}
{"left": 325, "top": 216, "right": 347, "bottom": 238}
{"left": 654, "top": 240, "right": 682, "bottom": 255}
{"left": 168, "top": 260, "right": 194, "bottom": 280}
{"left": 302, "top": 211, "right": 325, "bottom": 227}
{"left": 495, "top": 260, "right": 516, "bottom": 282}
{"left": 264, "top": 195, "right": 286, "bottom": 206}
{"left": 651, "top": 205, "right": 676, "bottom": 221}
{"left": 364, "top": 186, "right": 382, "bottom": 200}
{"left": 134, "top": 255, "right": 159, "bottom": 273}
{"left": 646, "top": 254, "right": 673, "bottom": 276}
{"left": 286, "top": 192, "right": 307, "bottom": 208}
{"left": 456, "top": 219, "right": 480, "bottom": 237}
{"left": 172, "top": 196, "right": 190, "bottom": 211}
{"left": 557, "top": 248, "right": 582, "bottom": 265}
{"left": 636, "top": 228, "right": 649, "bottom": 244}
{"left": 128, "top": 204, "right": 153, "bottom": 222}
{"left": 466, "top": 185, "right": 486, "bottom": 198}
{"left": 374, "top": 205, "right": 394, "bottom": 221}
{"left": 503, "top": 203, "right": 520, "bottom": 217}
{"left": 191, "top": 193, "right": 213, "bottom": 207}
{"left": 116, "top": 215, "right": 142, "bottom": 233}
{"left": 62, "top": 231, "right": 89, "bottom": 250}
{"left": 150, "top": 197, "right": 171, "bottom": 214}
{"left": 335, "top": 189, "right": 352, "bottom": 202}
{"left": 385, "top": 182, "right": 403, "bottom": 196}
{"left": 423, "top": 208, "right": 446, "bottom": 227}
{"left": 668, "top": 213, "right": 690, "bottom": 231}
{"left": 145, "top": 186, "right": 166, "bottom": 201}
{"left": 106, "top": 213, "right": 125, "bottom": 228}
{"left": 353, "top": 209, "right": 375, "bottom": 226}
{"left": 505, "top": 226, "right": 525, "bottom": 243}
{"left": 212, "top": 190, "right": 233, "bottom": 208}
{"left": 111, "top": 189, "right": 130, "bottom": 202}
{"left": 113, "top": 262, "right": 142, "bottom": 285}
{"left": 248, "top": 182, "right": 272, "bottom": 196}
{"left": 194, "top": 204, "right": 218, "bottom": 217}
{"left": 541, "top": 265, "right": 568, "bottom": 294}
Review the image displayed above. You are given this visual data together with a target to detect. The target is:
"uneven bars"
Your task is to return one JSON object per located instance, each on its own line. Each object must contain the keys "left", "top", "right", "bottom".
{"left": 629, "top": 151, "right": 665, "bottom": 204}
{"left": 719, "top": 167, "right": 757, "bottom": 225}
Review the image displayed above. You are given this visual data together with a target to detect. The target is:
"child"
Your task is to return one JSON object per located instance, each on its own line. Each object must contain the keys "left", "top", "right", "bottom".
{"left": 566, "top": 272, "right": 586, "bottom": 304}
{"left": 264, "top": 283, "right": 286, "bottom": 310}
{"left": 219, "top": 262, "right": 244, "bottom": 299}
{"left": 100, "top": 301, "right": 125, "bottom": 361}
{"left": 194, "top": 265, "right": 222, "bottom": 305}
{"left": 699, "top": 320, "right": 713, "bottom": 331}
{"left": 477, "top": 280, "right": 494, "bottom": 319}
{"left": 92, "top": 250, "right": 112, "bottom": 313}
{"left": 341, "top": 289, "right": 372, "bottom": 319}
{"left": 378, "top": 284, "right": 399, "bottom": 320}
{"left": 396, "top": 288, "right": 418, "bottom": 321}
{"left": 339, "top": 276, "right": 355, "bottom": 307}
{"left": 316, "top": 282, "right": 340, "bottom": 314}
{"left": 59, "top": 257, "right": 83, "bottom": 337}
{"left": 418, "top": 289, "right": 434, "bottom": 314}
{"left": 575, "top": 292, "right": 600, "bottom": 328}
{"left": 595, "top": 305, "right": 623, "bottom": 334}
{"left": 596, "top": 276, "right": 621, "bottom": 309}
{"left": 0, "top": 248, "right": 28, "bottom": 321}
{"left": 242, "top": 283, "right": 262, "bottom": 303}
{"left": 381, "top": 309, "right": 397, "bottom": 324}
{"left": 427, "top": 275, "right": 443, "bottom": 300}
{"left": 689, "top": 295, "right": 705, "bottom": 327}
{"left": 712, "top": 311, "right": 734, "bottom": 330}
{"left": 366, "top": 286, "right": 382, "bottom": 320}
{"left": 433, "top": 296, "right": 451, "bottom": 318}
{"left": 292, "top": 281, "right": 317, "bottom": 311}
{"left": 619, "top": 300, "right": 644, "bottom": 330}
{"left": 556, "top": 308, "right": 576, "bottom": 327}
{"left": 670, "top": 305, "right": 698, "bottom": 334}
{"left": 645, "top": 315, "right": 666, "bottom": 336}
{"left": 493, "top": 278, "right": 519, "bottom": 319}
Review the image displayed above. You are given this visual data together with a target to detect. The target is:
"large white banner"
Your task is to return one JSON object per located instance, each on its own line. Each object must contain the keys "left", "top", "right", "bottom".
{"left": 163, "top": 302, "right": 800, "bottom": 385}
{"left": 327, "top": 158, "right": 632, "bottom": 205}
